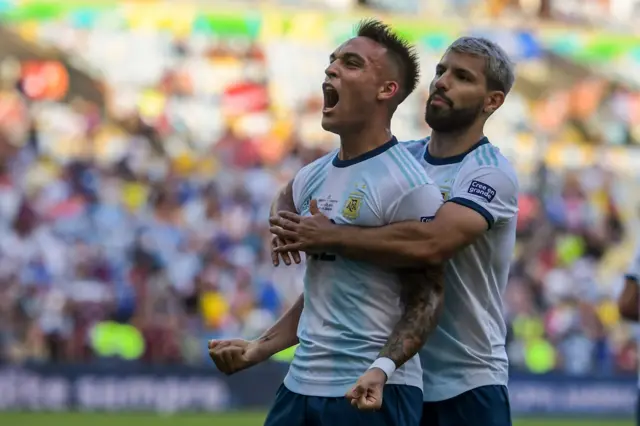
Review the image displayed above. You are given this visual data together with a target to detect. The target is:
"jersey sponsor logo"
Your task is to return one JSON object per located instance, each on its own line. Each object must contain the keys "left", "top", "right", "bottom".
{"left": 420, "top": 216, "right": 435, "bottom": 222}
{"left": 467, "top": 180, "right": 496, "bottom": 203}
{"left": 342, "top": 192, "right": 363, "bottom": 220}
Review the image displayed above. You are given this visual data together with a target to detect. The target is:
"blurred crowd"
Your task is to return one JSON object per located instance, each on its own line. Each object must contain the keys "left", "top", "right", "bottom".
{"left": 0, "top": 3, "right": 639, "bottom": 377}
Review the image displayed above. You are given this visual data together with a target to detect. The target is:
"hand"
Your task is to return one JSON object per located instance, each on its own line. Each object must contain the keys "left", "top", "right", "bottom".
{"left": 345, "top": 368, "right": 387, "bottom": 411}
{"left": 271, "top": 234, "right": 301, "bottom": 267}
{"left": 207, "top": 339, "right": 266, "bottom": 375}
{"left": 269, "top": 200, "right": 337, "bottom": 253}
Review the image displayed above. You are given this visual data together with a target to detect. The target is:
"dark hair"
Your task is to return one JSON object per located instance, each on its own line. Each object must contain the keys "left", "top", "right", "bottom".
{"left": 355, "top": 19, "right": 420, "bottom": 104}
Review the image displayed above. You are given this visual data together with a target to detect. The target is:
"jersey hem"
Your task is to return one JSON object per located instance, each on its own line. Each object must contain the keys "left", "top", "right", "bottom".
{"left": 421, "top": 374, "right": 508, "bottom": 402}
{"left": 284, "top": 372, "right": 423, "bottom": 397}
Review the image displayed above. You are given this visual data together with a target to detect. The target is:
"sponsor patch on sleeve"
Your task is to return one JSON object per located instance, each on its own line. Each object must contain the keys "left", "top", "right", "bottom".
{"left": 467, "top": 180, "right": 496, "bottom": 203}
{"left": 420, "top": 216, "right": 435, "bottom": 222}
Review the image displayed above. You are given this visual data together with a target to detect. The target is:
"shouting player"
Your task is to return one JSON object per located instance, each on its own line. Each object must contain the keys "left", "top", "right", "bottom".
{"left": 209, "top": 20, "right": 445, "bottom": 426}
{"left": 271, "top": 37, "right": 518, "bottom": 426}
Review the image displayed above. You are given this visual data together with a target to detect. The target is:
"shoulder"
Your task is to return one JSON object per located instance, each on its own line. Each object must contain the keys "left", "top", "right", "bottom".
{"left": 458, "top": 143, "right": 518, "bottom": 189}
{"left": 379, "top": 143, "right": 435, "bottom": 193}
{"left": 295, "top": 149, "right": 337, "bottom": 183}
{"left": 398, "top": 137, "right": 429, "bottom": 161}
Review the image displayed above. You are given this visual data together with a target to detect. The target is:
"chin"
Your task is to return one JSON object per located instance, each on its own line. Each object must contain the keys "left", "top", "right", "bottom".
{"left": 321, "top": 116, "right": 341, "bottom": 134}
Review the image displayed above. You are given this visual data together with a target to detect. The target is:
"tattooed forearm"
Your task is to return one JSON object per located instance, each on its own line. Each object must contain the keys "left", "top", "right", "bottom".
{"left": 379, "top": 264, "right": 444, "bottom": 369}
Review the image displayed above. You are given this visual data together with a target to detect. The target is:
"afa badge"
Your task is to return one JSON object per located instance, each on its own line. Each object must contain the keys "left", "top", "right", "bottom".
{"left": 342, "top": 192, "right": 363, "bottom": 220}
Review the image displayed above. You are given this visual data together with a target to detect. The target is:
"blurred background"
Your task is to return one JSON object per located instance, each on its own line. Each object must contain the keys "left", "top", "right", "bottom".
{"left": 0, "top": 0, "right": 639, "bottom": 425}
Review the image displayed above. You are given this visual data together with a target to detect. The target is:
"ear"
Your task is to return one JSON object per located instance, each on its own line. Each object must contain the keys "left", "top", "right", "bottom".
{"left": 484, "top": 91, "right": 505, "bottom": 115}
{"left": 377, "top": 80, "right": 399, "bottom": 102}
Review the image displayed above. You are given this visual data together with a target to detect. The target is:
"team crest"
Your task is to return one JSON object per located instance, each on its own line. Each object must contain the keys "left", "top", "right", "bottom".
{"left": 342, "top": 192, "right": 363, "bottom": 220}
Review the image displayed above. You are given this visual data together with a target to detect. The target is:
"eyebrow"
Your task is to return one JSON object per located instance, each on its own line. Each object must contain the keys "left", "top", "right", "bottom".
{"left": 329, "top": 52, "right": 366, "bottom": 64}
{"left": 437, "top": 63, "right": 477, "bottom": 78}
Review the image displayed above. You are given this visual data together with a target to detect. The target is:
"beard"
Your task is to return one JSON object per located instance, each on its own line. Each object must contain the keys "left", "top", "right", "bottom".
{"left": 424, "top": 99, "right": 484, "bottom": 133}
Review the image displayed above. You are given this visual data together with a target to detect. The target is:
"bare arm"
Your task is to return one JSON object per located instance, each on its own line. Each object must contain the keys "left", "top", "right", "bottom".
{"left": 379, "top": 264, "right": 444, "bottom": 369}
{"left": 330, "top": 202, "right": 488, "bottom": 267}
{"left": 618, "top": 277, "right": 639, "bottom": 322}
{"left": 271, "top": 179, "right": 300, "bottom": 266}
{"left": 253, "top": 294, "right": 303, "bottom": 358}
{"left": 271, "top": 179, "right": 296, "bottom": 216}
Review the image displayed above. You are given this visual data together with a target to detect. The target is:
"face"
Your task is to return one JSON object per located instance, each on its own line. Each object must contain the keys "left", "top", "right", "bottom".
{"left": 425, "top": 50, "right": 504, "bottom": 132}
{"left": 321, "top": 37, "right": 399, "bottom": 134}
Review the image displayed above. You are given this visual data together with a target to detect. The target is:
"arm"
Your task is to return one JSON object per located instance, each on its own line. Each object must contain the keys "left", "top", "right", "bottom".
{"left": 252, "top": 293, "right": 303, "bottom": 359}
{"left": 378, "top": 264, "right": 444, "bottom": 369}
{"left": 271, "top": 179, "right": 296, "bottom": 216}
{"left": 271, "top": 179, "right": 301, "bottom": 266}
{"left": 329, "top": 165, "right": 519, "bottom": 267}
{"left": 331, "top": 202, "right": 485, "bottom": 267}
{"left": 618, "top": 247, "right": 640, "bottom": 321}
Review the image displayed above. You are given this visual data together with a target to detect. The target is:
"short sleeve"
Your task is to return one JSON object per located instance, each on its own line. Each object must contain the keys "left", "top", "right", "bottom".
{"left": 291, "top": 171, "right": 305, "bottom": 214}
{"left": 385, "top": 183, "right": 443, "bottom": 224}
{"left": 291, "top": 151, "right": 335, "bottom": 214}
{"left": 449, "top": 166, "right": 518, "bottom": 229}
{"left": 626, "top": 245, "right": 640, "bottom": 283}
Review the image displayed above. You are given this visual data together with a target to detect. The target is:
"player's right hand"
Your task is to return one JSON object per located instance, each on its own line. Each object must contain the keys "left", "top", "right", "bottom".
{"left": 271, "top": 234, "right": 301, "bottom": 267}
{"left": 345, "top": 368, "right": 386, "bottom": 411}
{"left": 207, "top": 338, "right": 265, "bottom": 375}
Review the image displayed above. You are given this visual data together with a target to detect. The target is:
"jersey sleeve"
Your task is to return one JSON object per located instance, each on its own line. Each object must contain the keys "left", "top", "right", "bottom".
{"left": 291, "top": 170, "right": 305, "bottom": 214}
{"left": 291, "top": 151, "right": 335, "bottom": 214}
{"left": 449, "top": 166, "right": 518, "bottom": 229}
{"left": 384, "top": 183, "right": 443, "bottom": 224}
{"left": 626, "top": 245, "right": 640, "bottom": 283}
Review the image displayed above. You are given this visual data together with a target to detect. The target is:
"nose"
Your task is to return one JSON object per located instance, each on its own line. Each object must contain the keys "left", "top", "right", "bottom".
{"left": 434, "top": 73, "right": 449, "bottom": 92}
{"left": 325, "top": 62, "right": 338, "bottom": 80}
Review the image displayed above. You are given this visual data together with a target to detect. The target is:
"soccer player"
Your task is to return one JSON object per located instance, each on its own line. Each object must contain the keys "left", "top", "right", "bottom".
{"left": 270, "top": 37, "right": 518, "bottom": 426}
{"left": 617, "top": 240, "right": 640, "bottom": 426}
{"left": 209, "top": 20, "right": 445, "bottom": 426}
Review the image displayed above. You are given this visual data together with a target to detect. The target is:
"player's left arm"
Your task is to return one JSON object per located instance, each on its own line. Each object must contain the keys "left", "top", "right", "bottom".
{"left": 347, "top": 183, "right": 444, "bottom": 408}
{"left": 330, "top": 166, "right": 518, "bottom": 267}
{"left": 374, "top": 183, "right": 445, "bottom": 370}
{"left": 378, "top": 265, "right": 444, "bottom": 371}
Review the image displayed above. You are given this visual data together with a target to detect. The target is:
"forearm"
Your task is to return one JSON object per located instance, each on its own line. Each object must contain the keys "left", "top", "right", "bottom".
{"left": 379, "top": 265, "right": 444, "bottom": 369}
{"left": 271, "top": 179, "right": 296, "bottom": 216}
{"left": 254, "top": 294, "right": 303, "bottom": 357}
{"left": 331, "top": 222, "right": 442, "bottom": 268}
{"left": 618, "top": 279, "right": 639, "bottom": 321}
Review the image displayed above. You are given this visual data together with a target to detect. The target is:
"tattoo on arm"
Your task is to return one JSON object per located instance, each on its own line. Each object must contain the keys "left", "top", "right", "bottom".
{"left": 379, "top": 264, "right": 444, "bottom": 369}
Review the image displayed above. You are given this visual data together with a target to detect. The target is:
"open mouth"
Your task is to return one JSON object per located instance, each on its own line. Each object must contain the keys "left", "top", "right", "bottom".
{"left": 322, "top": 83, "right": 339, "bottom": 113}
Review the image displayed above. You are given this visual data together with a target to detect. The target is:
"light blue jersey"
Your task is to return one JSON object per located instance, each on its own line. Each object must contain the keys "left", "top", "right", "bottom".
{"left": 404, "top": 137, "right": 519, "bottom": 402}
{"left": 284, "top": 137, "right": 443, "bottom": 397}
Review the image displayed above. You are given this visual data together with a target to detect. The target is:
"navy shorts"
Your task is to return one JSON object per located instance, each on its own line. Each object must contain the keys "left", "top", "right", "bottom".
{"left": 421, "top": 385, "right": 512, "bottom": 426}
{"left": 264, "top": 383, "right": 423, "bottom": 426}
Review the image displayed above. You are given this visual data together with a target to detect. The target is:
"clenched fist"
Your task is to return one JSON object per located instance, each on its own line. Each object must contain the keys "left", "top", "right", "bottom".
{"left": 207, "top": 338, "right": 266, "bottom": 375}
{"left": 345, "top": 367, "right": 387, "bottom": 411}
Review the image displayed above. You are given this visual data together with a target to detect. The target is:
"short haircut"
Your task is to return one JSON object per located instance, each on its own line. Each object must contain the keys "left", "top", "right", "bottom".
{"left": 447, "top": 37, "right": 515, "bottom": 95}
{"left": 355, "top": 19, "right": 420, "bottom": 104}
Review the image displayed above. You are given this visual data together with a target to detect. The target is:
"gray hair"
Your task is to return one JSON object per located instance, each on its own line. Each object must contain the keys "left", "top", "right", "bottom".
{"left": 447, "top": 36, "right": 515, "bottom": 95}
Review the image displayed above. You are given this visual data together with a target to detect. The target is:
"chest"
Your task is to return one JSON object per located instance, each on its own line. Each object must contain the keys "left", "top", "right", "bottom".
{"left": 422, "top": 161, "right": 460, "bottom": 202}
{"left": 300, "top": 173, "right": 382, "bottom": 227}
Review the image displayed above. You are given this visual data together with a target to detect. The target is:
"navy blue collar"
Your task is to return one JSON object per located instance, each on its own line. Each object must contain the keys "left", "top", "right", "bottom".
{"left": 332, "top": 137, "right": 398, "bottom": 168}
{"left": 423, "top": 136, "right": 490, "bottom": 165}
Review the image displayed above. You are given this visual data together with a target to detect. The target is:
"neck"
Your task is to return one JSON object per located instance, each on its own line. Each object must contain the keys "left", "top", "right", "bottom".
{"left": 428, "top": 123, "right": 485, "bottom": 159}
{"left": 338, "top": 122, "right": 392, "bottom": 161}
